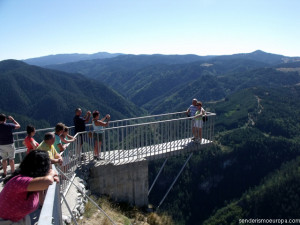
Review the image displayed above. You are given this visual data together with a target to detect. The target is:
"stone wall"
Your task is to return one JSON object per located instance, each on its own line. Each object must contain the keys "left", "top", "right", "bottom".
{"left": 89, "top": 160, "right": 148, "bottom": 206}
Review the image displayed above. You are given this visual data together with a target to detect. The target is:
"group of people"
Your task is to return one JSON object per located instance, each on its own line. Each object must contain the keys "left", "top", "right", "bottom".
{"left": 186, "top": 98, "right": 206, "bottom": 143}
{"left": 0, "top": 102, "right": 204, "bottom": 224}
{"left": 0, "top": 108, "right": 110, "bottom": 224}
{"left": 74, "top": 108, "right": 110, "bottom": 160}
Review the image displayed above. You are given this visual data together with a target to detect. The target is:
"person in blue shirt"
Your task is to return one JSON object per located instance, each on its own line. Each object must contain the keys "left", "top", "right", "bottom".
{"left": 54, "top": 123, "right": 66, "bottom": 153}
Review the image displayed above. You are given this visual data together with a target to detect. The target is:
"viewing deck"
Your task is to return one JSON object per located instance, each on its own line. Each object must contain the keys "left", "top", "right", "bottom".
{"left": 0, "top": 111, "right": 216, "bottom": 224}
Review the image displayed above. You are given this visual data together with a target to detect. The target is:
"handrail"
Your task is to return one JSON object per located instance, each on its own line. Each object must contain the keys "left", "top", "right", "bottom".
{"left": 12, "top": 111, "right": 187, "bottom": 135}
{"left": 56, "top": 167, "right": 117, "bottom": 225}
{"left": 104, "top": 113, "right": 216, "bottom": 130}
{"left": 38, "top": 166, "right": 62, "bottom": 225}
{"left": 10, "top": 111, "right": 216, "bottom": 225}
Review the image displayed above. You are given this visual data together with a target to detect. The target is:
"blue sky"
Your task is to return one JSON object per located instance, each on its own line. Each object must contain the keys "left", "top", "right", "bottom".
{"left": 0, "top": 0, "right": 299, "bottom": 61}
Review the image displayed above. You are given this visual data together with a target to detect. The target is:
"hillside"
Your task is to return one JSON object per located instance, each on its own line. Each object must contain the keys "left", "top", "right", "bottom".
{"left": 203, "top": 156, "right": 300, "bottom": 225}
{"left": 0, "top": 60, "right": 145, "bottom": 129}
{"left": 43, "top": 51, "right": 300, "bottom": 115}
{"left": 23, "top": 52, "right": 122, "bottom": 66}
{"left": 148, "top": 85, "right": 300, "bottom": 224}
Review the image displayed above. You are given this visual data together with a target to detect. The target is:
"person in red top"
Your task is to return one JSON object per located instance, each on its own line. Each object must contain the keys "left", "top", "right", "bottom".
{"left": 0, "top": 150, "right": 59, "bottom": 224}
{"left": 23, "top": 125, "right": 39, "bottom": 154}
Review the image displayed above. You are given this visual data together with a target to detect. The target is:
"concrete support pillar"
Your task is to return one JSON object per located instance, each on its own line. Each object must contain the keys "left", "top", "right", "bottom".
{"left": 88, "top": 160, "right": 148, "bottom": 206}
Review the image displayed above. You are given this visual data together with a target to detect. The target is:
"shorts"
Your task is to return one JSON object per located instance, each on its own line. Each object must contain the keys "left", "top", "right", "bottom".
{"left": 93, "top": 133, "right": 103, "bottom": 142}
{"left": 194, "top": 120, "right": 203, "bottom": 128}
{"left": 191, "top": 119, "right": 195, "bottom": 127}
{"left": 0, "top": 143, "right": 15, "bottom": 160}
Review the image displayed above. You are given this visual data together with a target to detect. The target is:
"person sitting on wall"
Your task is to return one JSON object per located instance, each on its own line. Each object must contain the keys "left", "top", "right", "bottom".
{"left": 0, "top": 150, "right": 59, "bottom": 224}
{"left": 0, "top": 114, "right": 21, "bottom": 178}
{"left": 23, "top": 125, "right": 39, "bottom": 155}
{"left": 37, "top": 132, "right": 63, "bottom": 165}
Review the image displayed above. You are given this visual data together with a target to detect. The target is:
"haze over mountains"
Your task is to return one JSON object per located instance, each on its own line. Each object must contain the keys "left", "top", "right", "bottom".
{"left": 2, "top": 50, "right": 300, "bottom": 224}
{"left": 23, "top": 52, "right": 123, "bottom": 67}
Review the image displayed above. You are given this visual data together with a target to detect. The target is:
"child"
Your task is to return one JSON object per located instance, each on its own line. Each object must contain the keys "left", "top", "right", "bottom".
{"left": 23, "top": 125, "right": 39, "bottom": 154}
{"left": 60, "top": 127, "right": 76, "bottom": 146}
{"left": 60, "top": 127, "right": 76, "bottom": 169}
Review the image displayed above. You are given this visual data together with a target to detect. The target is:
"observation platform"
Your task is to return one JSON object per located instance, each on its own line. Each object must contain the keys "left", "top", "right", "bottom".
{"left": 1, "top": 111, "right": 216, "bottom": 224}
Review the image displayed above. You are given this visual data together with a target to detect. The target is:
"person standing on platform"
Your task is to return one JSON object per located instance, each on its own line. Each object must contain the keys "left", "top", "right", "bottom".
{"left": 74, "top": 108, "right": 91, "bottom": 135}
{"left": 0, "top": 114, "right": 20, "bottom": 178}
{"left": 194, "top": 101, "right": 206, "bottom": 143}
{"left": 186, "top": 99, "right": 198, "bottom": 141}
{"left": 91, "top": 110, "right": 110, "bottom": 160}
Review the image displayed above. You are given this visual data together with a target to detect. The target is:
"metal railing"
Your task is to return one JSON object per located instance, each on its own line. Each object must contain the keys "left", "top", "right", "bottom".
{"left": 38, "top": 166, "right": 62, "bottom": 225}
{"left": 10, "top": 111, "right": 216, "bottom": 224}
{"left": 75, "top": 111, "right": 216, "bottom": 164}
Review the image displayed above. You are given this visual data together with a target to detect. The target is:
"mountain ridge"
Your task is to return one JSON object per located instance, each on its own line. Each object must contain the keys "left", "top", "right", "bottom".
{"left": 23, "top": 52, "right": 123, "bottom": 67}
{"left": 0, "top": 59, "right": 145, "bottom": 129}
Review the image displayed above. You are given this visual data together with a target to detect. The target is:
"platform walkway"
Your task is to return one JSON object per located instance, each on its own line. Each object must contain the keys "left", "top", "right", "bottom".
{"left": 0, "top": 111, "right": 216, "bottom": 224}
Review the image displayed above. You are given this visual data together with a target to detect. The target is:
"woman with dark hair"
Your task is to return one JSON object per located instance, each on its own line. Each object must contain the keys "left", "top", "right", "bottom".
{"left": 92, "top": 110, "right": 110, "bottom": 160}
{"left": 23, "top": 125, "right": 39, "bottom": 154}
{"left": 0, "top": 150, "right": 59, "bottom": 224}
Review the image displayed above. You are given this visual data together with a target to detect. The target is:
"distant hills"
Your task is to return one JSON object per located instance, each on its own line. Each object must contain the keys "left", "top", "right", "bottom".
{"left": 42, "top": 50, "right": 300, "bottom": 114}
{"left": 0, "top": 60, "right": 145, "bottom": 129}
{"left": 23, "top": 52, "right": 123, "bottom": 67}
{"left": 2, "top": 50, "right": 300, "bottom": 224}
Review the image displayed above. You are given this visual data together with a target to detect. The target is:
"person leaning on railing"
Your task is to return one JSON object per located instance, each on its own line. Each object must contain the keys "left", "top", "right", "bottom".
{"left": 0, "top": 113, "right": 21, "bottom": 178}
{"left": 92, "top": 110, "right": 110, "bottom": 161}
{"left": 0, "top": 150, "right": 59, "bottom": 225}
{"left": 60, "top": 127, "right": 76, "bottom": 169}
{"left": 53, "top": 123, "right": 67, "bottom": 154}
{"left": 37, "top": 132, "right": 63, "bottom": 165}
{"left": 22, "top": 125, "right": 39, "bottom": 155}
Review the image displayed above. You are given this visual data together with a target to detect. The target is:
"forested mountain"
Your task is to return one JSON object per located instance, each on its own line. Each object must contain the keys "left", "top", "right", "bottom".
{"left": 23, "top": 52, "right": 122, "bottom": 67}
{"left": 0, "top": 60, "right": 145, "bottom": 129}
{"left": 43, "top": 51, "right": 300, "bottom": 115}
{"left": 149, "top": 85, "right": 300, "bottom": 224}
{"left": 2, "top": 50, "right": 300, "bottom": 225}
{"left": 212, "top": 49, "right": 299, "bottom": 65}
